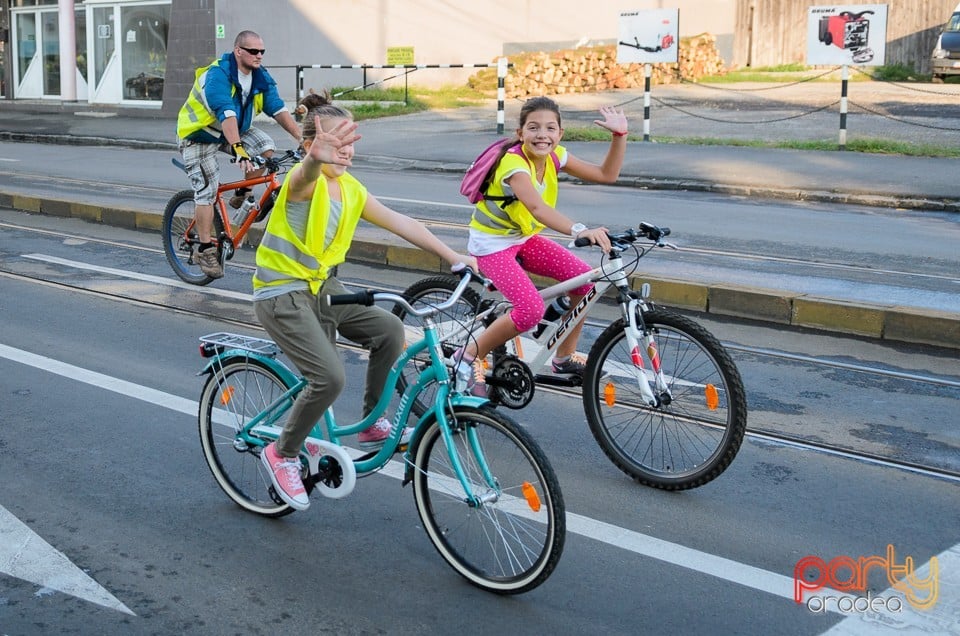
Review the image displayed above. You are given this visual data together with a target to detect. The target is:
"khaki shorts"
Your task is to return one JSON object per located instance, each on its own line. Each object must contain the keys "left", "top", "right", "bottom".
{"left": 178, "top": 127, "right": 275, "bottom": 205}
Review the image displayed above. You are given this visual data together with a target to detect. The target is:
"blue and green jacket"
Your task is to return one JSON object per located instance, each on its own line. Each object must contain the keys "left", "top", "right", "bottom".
{"left": 177, "top": 52, "right": 286, "bottom": 143}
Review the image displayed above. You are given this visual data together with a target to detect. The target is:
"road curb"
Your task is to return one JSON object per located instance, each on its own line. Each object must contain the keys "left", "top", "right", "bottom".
{"left": 5, "top": 191, "right": 959, "bottom": 350}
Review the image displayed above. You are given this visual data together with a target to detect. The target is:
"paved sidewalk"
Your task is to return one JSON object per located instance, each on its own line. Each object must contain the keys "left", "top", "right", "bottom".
{"left": 3, "top": 83, "right": 960, "bottom": 210}
{"left": 1, "top": 88, "right": 959, "bottom": 349}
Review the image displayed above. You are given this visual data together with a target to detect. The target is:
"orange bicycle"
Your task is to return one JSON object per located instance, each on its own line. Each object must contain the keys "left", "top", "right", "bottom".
{"left": 162, "top": 149, "right": 302, "bottom": 285}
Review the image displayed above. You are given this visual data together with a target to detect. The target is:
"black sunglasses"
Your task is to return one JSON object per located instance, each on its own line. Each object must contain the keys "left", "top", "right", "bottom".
{"left": 239, "top": 46, "right": 266, "bottom": 56}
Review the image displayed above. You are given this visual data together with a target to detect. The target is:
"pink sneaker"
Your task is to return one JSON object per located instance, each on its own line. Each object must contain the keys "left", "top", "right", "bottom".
{"left": 358, "top": 417, "right": 413, "bottom": 450}
{"left": 260, "top": 442, "right": 309, "bottom": 510}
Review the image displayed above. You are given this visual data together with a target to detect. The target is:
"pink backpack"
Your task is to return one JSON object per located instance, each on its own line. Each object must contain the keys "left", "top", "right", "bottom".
{"left": 459, "top": 139, "right": 560, "bottom": 209}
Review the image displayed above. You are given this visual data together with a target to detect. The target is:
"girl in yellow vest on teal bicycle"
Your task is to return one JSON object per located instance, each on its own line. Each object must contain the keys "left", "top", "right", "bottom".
{"left": 253, "top": 91, "right": 476, "bottom": 510}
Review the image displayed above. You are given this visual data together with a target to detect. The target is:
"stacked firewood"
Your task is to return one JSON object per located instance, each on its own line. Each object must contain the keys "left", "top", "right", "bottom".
{"left": 472, "top": 33, "right": 726, "bottom": 98}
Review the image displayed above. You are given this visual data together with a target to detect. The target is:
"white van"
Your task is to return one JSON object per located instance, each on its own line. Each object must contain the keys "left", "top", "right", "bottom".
{"left": 932, "top": 3, "right": 960, "bottom": 82}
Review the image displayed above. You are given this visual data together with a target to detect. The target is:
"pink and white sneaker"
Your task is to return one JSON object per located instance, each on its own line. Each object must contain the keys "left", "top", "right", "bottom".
{"left": 357, "top": 417, "right": 413, "bottom": 450}
{"left": 260, "top": 442, "right": 310, "bottom": 510}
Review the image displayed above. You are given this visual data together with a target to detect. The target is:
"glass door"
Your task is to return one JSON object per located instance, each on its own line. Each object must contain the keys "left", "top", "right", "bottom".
{"left": 91, "top": 5, "right": 117, "bottom": 98}
{"left": 12, "top": 8, "right": 60, "bottom": 99}
{"left": 14, "top": 11, "right": 39, "bottom": 97}
{"left": 40, "top": 10, "right": 60, "bottom": 97}
{"left": 120, "top": 4, "right": 169, "bottom": 102}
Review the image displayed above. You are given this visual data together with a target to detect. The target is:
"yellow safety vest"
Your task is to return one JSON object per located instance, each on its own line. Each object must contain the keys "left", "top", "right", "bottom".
{"left": 253, "top": 168, "right": 367, "bottom": 294}
{"left": 176, "top": 59, "right": 266, "bottom": 140}
{"left": 469, "top": 145, "right": 565, "bottom": 237}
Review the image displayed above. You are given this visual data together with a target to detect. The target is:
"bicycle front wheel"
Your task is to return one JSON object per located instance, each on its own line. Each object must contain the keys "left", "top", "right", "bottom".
{"left": 392, "top": 275, "right": 482, "bottom": 416}
{"left": 411, "top": 406, "right": 565, "bottom": 594}
{"left": 162, "top": 189, "right": 215, "bottom": 285}
{"left": 198, "top": 357, "right": 297, "bottom": 517}
{"left": 583, "top": 308, "right": 747, "bottom": 490}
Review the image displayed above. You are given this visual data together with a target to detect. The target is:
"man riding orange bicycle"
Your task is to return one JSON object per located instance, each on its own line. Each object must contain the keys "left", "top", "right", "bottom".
{"left": 175, "top": 29, "right": 301, "bottom": 279}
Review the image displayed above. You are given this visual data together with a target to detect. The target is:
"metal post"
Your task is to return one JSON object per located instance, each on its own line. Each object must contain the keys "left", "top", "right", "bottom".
{"left": 839, "top": 65, "right": 848, "bottom": 150}
{"left": 497, "top": 57, "right": 507, "bottom": 135}
{"left": 297, "top": 66, "right": 304, "bottom": 100}
{"left": 643, "top": 63, "right": 652, "bottom": 142}
{"left": 59, "top": 0, "right": 77, "bottom": 101}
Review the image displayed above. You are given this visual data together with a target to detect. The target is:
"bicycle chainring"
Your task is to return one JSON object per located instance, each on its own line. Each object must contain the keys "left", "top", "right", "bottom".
{"left": 490, "top": 356, "right": 535, "bottom": 409}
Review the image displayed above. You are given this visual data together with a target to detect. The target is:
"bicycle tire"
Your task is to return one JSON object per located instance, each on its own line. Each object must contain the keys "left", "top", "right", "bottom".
{"left": 161, "top": 189, "right": 215, "bottom": 286}
{"left": 410, "top": 405, "right": 565, "bottom": 594}
{"left": 198, "top": 357, "right": 298, "bottom": 517}
{"left": 583, "top": 308, "right": 747, "bottom": 490}
{"left": 391, "top": 275, "right": 482, "bottom": 416}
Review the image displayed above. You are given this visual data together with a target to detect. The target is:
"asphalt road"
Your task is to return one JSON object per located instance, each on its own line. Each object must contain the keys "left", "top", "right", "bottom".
{"left": 0, "top": 209, "right": 957, "bottom": 634}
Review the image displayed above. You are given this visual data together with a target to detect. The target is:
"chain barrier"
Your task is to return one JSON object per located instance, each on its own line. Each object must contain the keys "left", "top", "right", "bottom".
{"left": 651, "top": 97, "right": 840, "bottom": 125}
{"left": 510, "top": 66, "right": 960, "bottom": 138}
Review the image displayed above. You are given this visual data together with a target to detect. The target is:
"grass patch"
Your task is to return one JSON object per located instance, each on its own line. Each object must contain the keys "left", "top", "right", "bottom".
{"left": 562, "top": 127, "right": 641, "bottom": 142}
{"left": 327, "top": 84, "right": 487, "bottom": 120}
{"left": 561, "top": 125, "right": 957, "bottom": 156}
{"left": 643, "top": 135, "right": 960, "bottom": 157}
{"left": 699, "top": 63, "right": 932, "bottom": 84}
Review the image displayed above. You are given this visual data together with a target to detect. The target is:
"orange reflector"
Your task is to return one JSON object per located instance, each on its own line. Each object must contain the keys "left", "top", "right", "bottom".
{"left": 521, "top": 482, "right": 541, "bottom": 512}
{"left": 705, "top": 384, "right": 719, "bottom": 410}
{"left": 604, "top": 382, "right": 616, "bottom": 407}
{"left": 219, "top": 386, "right": 235, "bottom": 406}
{"left": 512, "top": 336, "right": 524, "bottom": 359}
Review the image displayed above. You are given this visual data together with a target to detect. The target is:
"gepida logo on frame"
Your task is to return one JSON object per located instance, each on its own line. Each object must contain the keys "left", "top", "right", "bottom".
{"left": 794, "top": 545, "right": 939, "bottom": 614}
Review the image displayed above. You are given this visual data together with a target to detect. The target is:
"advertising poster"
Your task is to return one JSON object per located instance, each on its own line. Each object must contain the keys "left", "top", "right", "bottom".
{"left": 807, "top": 4, "right": 888, "bottom": 66}
{"left": 617, "top": 8, "right": 680, "bottom": 64}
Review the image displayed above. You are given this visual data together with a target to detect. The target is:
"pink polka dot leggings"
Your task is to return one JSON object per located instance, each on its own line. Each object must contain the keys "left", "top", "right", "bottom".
{"left": 475, "top": 235, "right": 593, "bottom": 333}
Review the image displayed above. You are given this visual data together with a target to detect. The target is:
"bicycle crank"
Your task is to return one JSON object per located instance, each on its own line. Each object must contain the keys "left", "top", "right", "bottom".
{"left": 487, "top": 356, "right": 535, "bottom": 409}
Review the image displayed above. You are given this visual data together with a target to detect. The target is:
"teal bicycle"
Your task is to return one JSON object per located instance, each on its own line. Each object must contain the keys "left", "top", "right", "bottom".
{"left": 195, "top": 271, "right": 565, "bottom": 594}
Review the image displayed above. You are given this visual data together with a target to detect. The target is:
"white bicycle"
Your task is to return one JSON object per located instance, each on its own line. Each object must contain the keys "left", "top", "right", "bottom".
{"left": 392, "top": 223, "right": 748, "bottom": 490}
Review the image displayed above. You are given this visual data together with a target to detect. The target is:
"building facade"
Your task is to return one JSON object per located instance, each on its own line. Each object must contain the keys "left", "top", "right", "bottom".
{"left": 1, "top": 0, "right": 740, "bottom": 114}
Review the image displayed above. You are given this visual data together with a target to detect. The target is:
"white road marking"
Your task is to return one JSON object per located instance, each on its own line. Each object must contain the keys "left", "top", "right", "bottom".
{"left": 21, "top": 253, "right": 251, "bottom": 301}
{"left": 0, "top": 504, "right": 134, "bottom": 615}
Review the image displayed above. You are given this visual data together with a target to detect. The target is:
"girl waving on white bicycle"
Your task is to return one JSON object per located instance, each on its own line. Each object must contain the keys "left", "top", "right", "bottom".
{"left": 455, "top": 97, "right": 628, "bottom": 393}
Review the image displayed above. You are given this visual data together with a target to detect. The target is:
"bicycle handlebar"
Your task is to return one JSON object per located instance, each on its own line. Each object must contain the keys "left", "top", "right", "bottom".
{"left": 573, "top": 222, "right": 671, "bottom": 249}
{"left": 172, "top": 148, "right": 303, "bottom": 175}
{"left": 327, "top": 268, "right": 479, "bottom": 318}
{"left": 231, "top": 148, "right": 303, "bottom": 172}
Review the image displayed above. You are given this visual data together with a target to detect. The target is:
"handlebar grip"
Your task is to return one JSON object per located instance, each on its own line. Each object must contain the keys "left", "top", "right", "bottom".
{"left": 327, "top": 291, "right": 376, "bottom": 306}
{"left": 573, "top": 236, "right": 593, "bottom": 248}
{"left": 638, "top": 222, "right": 670, "bottom": 240}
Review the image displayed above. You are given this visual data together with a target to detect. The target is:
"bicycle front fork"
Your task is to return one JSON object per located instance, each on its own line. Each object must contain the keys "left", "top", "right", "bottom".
{"left": 622, "top": 298, "right": 672, "bottom": 408}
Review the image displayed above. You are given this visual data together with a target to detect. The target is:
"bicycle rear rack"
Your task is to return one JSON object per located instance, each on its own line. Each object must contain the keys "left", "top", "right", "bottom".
{"left": 199, "top": 332, "right": 281, "bottom": 357}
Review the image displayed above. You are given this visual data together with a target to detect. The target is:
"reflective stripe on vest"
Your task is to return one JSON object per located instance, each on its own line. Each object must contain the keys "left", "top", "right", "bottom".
{"left": 253, "top": 168, "right": 367, "bottom": 295}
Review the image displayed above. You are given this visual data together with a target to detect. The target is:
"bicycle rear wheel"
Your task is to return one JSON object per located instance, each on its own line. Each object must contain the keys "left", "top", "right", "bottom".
{"left": 583, "top": 308, "right": 748, "bottom": 490}
{"left": 198, "top": 357, "right": 297, "bottom": 517}
{"left": 411, "top": 406, "right": 565, "bottom": 594}
{"left": 162, "top": 189, "right": 215, "bottom": 286}
{"left": 391, "top": 275, "right": 482, "bottom": 415}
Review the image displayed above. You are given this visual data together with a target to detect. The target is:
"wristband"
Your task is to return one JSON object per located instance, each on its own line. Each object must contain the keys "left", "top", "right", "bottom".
{"left": 570, "top": 222, "right": 588, "bottom": 237}
{"left": 612, "top": 131, "right": 628, "bottom": 137}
